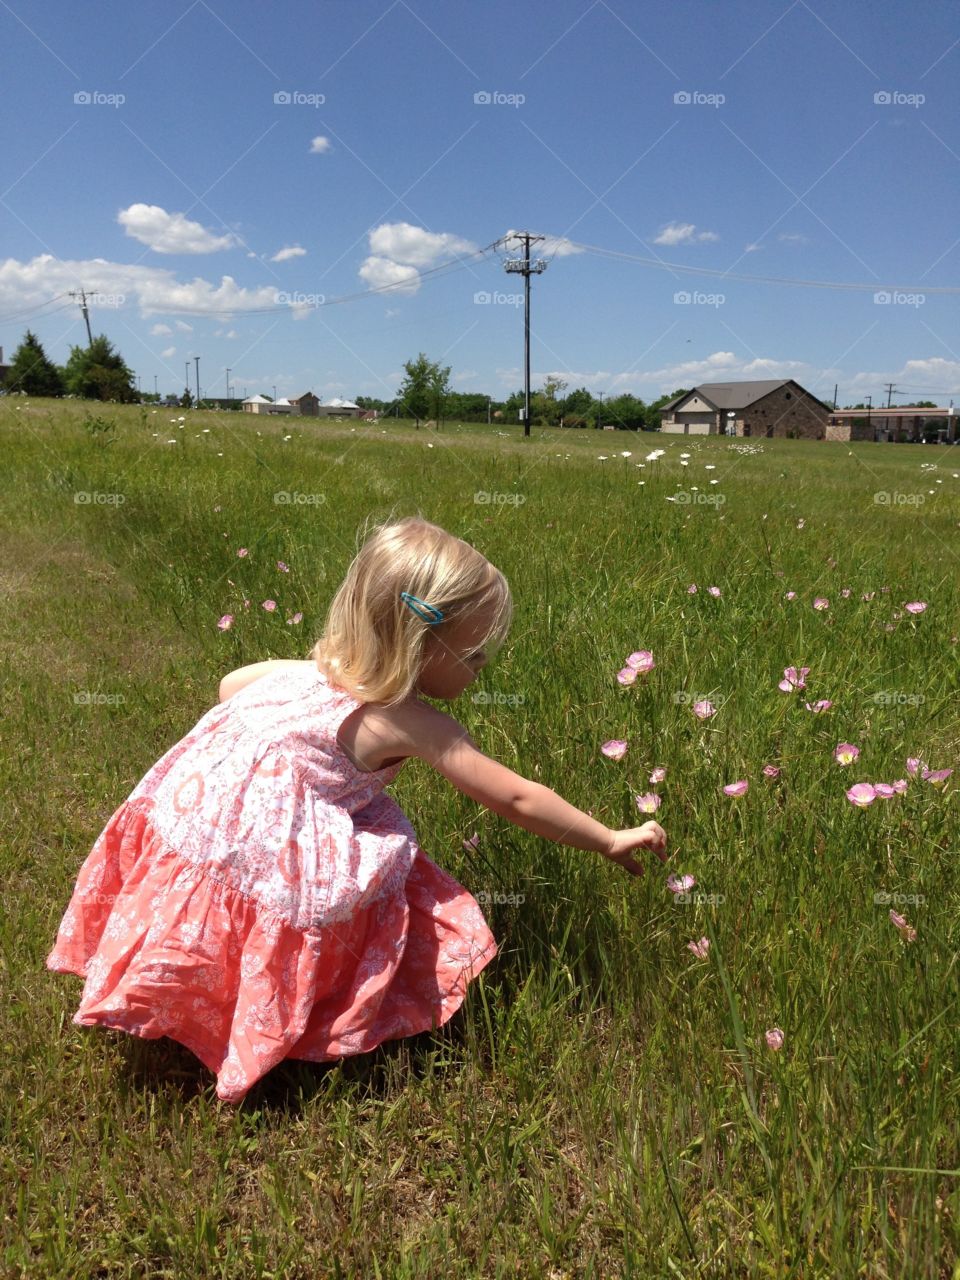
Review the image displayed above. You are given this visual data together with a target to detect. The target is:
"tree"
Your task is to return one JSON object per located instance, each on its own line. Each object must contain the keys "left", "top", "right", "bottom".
{"left": 397, "top": 353, "right": 448, "bottom": 426}
{"left": 62, "top": 335, "right": 137, "bottom": 402}
{"left": 180, "top": 388, "right": 194, "bottom": 408}
{"left": 5, "top": 330, "right": 65, "bottom": 397}
{"left": 428, "top": 360, "right": 452, "bottom": 425}
{"left": 603, "top": 393, "right": 647, "bottom": 431}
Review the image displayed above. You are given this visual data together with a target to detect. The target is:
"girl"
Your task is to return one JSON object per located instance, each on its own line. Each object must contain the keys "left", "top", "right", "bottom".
{"left": 47, "top": 515, "right": 667, "bottom": 1102}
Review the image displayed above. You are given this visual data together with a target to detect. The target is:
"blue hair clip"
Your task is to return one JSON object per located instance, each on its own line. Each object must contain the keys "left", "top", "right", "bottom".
{"left": 400, "top": 591, "right": 444, "bottom": 624}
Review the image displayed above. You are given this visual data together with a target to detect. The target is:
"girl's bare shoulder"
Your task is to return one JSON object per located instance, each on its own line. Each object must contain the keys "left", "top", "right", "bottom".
{"left": 343, "top": 697, "right": 472, "bottom": 770}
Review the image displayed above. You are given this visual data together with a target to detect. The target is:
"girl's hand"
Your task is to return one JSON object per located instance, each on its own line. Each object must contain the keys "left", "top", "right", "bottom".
{"left": 601, "top": 823, "right": 668, "bottom": 877}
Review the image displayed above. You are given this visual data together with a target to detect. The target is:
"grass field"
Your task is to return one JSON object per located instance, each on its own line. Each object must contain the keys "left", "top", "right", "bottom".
{"left": 3, "top": 396, "right": 959, "bottom": 1278}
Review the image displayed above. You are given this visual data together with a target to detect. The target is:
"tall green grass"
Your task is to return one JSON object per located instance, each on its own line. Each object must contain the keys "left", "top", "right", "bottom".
{"left": 2, "top": 398, "right": 958, "bottom": 1277}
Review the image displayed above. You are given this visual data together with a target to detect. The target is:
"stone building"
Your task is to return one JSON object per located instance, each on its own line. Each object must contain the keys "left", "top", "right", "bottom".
{"left": 660, "top": 379, "right": 831, "bottom": 438}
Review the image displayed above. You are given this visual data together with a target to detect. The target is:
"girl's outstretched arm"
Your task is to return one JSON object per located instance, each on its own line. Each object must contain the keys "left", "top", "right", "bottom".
{"left": 387, "top": 701, "right": 666, "bottom": 873}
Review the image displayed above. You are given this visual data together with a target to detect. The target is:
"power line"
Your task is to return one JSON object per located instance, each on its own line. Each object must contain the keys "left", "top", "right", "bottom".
{"left": 0, "top": 293, "right": 74, "bottom": 325}
{"left": 561, "top": 238, "right": 960, "bottom": 294}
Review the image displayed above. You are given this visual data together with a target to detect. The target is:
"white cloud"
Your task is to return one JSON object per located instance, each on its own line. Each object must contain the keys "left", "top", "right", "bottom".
{"left": 117, "top": 203, "right": 238, "bottom": 254}
{"left": 160, "top": 345, "right": 176, "bottom": 358}
{"left": 271, "top": 245, "right": 307, "bottom": 262}
{"left": 359, "top": 221, "right": 478, "bottom": 296}
{"left": 150, "top": 322, "right": 172, "bottom": 335}
{"left": 359, "top": 257, "right": 421, "bottom": 294}
{"left": 653, "top": 222, "right": 719, "bottom": 246}
{"left": 310, "top": 136, "right": 331, "bottom": 154}
{"left": 175, "top": 320, "right": 193, "bottom": 332}
{"left": 0, "top": 253, "right": 287, "bottom": 319}
{"left": 641, "top": 351, "right": 809, "bottom": 386}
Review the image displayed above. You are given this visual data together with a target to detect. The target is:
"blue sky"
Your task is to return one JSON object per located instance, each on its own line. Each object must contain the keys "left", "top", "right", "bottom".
{"left": 1, "top": 0, "right": 958, "bottom": 405}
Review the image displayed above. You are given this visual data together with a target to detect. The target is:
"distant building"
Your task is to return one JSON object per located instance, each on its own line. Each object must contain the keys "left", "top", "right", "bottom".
{"left": 243, "top": 391, "right": 324, "bottom": 416}
{"left": 660, "top": 379, "right": 831, "bottom": 439}
{"left": 289, "top": 392, "right": 320, "bottom": 416}
{"left": 316, "top": 397, "right": 364, "bottom": 418}
{"left": 826, "top": 407, "right": 956, "bottom": 444}
{"left": 0, "top": 346, "right": 10, "bottom": 387}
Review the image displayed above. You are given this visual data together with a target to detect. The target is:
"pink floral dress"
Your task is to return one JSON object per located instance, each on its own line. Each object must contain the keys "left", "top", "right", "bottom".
{"left": 46, "top": 663, "right": 498, "bottom": 1102}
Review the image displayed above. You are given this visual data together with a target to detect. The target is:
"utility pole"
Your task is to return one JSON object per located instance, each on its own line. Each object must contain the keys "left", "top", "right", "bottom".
{"left": 597, "top": 390, "right": 604, "bottom": 430}
{"left": 185, "top": 361, "right": 190, "bottom": 398}
{"left": 154, "top": 374, "right": 158, "bottom": 397}
{"left": 68, "top": 289, "right": 95, "bottom": 348}
{"left": 832, "top": 383, "right": 838, "bottom": 410}
{"left": 884, "top": 382, "right": 896, "bottom": 408}
{"left": 502, "top": 232, "right": 547, "bottom": 438}
{"left": 225, "top": 367, "right": 231, "bottom": 401}
{"left": 194, "top": 355, "right": 200, "bottom": 406}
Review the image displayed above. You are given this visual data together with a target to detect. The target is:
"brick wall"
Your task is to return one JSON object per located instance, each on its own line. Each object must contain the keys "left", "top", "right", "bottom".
{"left": 736, "top": 385, "right": 830, "bottom": 439}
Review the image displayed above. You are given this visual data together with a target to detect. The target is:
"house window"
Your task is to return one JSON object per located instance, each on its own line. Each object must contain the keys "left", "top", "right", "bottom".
{"left": 785, "top": 391, "right": 792, "bottom": 399}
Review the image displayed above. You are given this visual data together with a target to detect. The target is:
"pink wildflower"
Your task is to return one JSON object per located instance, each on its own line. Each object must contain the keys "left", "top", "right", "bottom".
{"left": 617, "top": 667, "right": 638, "bottom": 686}
{"left": 785, "top": 591, "right": 797, "bottom": 601}
{"left": 708, "top": 586, "right": 722, "bottom": 598}
{"left": 667, "top": 873, "right": 696, "bottom": 895}
{"left": 601, "top": 740, "right": 629, "bottom": 761}
{"left": 635, "top": 793, "right": 662, "bottom": 815}
{"left": 649, "top": 765, "right": 667, "bottom": 784}
{"left": 813, "top": 597, "right": 830, "bottom": 611}
{"left": 922, "top": 767, "right": 953, "bottom": 786}
{"left": 723, "top": 779, "right": 749, "bottom": 797}
{"left": 889, "top": 910, "right": 917, "bottom": 943}
{"left": 286, "top": 612, "right": 303, "bottom": 625}
{"left": 237, "top": 547, "right": 249, "bottom": 557}
{"left": 277, "top": 560, "right": 290, "bottom": 573}
{"left": 805, "top": 700, "right": 833, "bottom": 713}
{"left": 626, "top": 650, "right": 656, "bottom": 674}
{"left": 693, "top": 700, "right": 716, "bottom": 720}
{"left": 846, "top": 782, "right": 877, "bottom": 808}
{"left": 262, "top": 599, "right": 277, "bottom": 612}
{"left": 778, "top": 665, "right": 810, "bottom": 693}
{"left": 904, "top": 601, "right": 927, "bottom": 615}
{"left": 687, "top": 937, "right": 710, "bottom": 959}
{"left": 762, "top": 764, "right": 781, "bottom": 778}
{"left": 765, "top": 1028, "right": 785, "bottom": 1051}
{"left": 906, "top": 757, "right": 923, "bottom": 776}
{"left": 216, "top": 614, "right": 233, "bottom": 631}
{"left": 834, "top": 743, "right": 860, "bottom": 766}
{"left": 687, "top": 584, "right": 698, "bottom": 594}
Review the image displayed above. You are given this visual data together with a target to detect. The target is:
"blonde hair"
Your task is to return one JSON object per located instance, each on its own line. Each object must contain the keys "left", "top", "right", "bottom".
{"left": 310, "top": 515, "right": 512, "bottom": 705}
